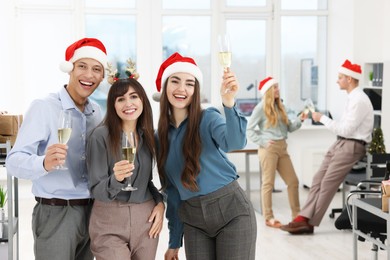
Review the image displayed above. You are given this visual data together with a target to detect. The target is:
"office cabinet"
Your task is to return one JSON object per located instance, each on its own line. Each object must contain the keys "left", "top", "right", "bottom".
{"left": 0, "top": 140, "right": 19, "bottom": 260}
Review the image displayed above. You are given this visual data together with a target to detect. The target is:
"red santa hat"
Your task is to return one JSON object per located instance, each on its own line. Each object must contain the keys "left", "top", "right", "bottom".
{"left": 59, "top": 38, "right": 108, "bottom": 73}
{"left": 258, "top": 76, "right": 277, "bottom": 96}
{"left": 338, "top": 59, "right": 362, "bottom": 80}
{"left": 153, "top": 52, "right": 203, "bottom": 101}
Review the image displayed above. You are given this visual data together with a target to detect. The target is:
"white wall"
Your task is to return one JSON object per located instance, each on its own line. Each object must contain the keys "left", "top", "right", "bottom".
{"left": 353, "top": 0, "right": 389, "bottom": 150}
{"left": 326, "top": 0, "right": 355, "bottom": 120}
{"left": 0, "top": 1, "right": 16, "bottom": 113}
{"left": 325, "top": 0, "right": 390, "bottom": 152}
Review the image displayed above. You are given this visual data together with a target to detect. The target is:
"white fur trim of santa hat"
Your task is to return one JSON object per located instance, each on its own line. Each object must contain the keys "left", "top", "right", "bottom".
{"left": 338, "top": 59, "right": 362, "bottom": 80}
{"left": 259, "top": 77, "right": 277, "bottom": 96}
{"left": 59, "top": 38, "right": 108, "bottom": 73}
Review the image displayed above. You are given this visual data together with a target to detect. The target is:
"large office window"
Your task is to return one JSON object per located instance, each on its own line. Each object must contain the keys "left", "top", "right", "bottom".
{"left": 281, "top": 15, "right": 327, "bottom": 112}
{"left": 160, "top": 0, "right": 328, "bottom": 114}
{"left": 162, "top": 15, "right": 211, "bottom": 102}
{"left": 280, "top": 0, "right": 328, "bottom": 112}
{"left": 9, "top": 0, "right": 328, "bottom": 116}
{"left": 226, "top": 19, "right": 266, "bottom": 115}
{"left": 85, "top": 14, "right": 136, "bottom": 114}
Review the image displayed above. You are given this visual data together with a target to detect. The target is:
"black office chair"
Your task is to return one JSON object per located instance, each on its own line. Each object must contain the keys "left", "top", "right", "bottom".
{"left": 335, "top": 161, "right": 390, "bottom": 259}
{"left": 329, "top": 153, "right": 390, "bottom": 218}
{"left": 334, "top": 183, "right": 385, "bottom": 259}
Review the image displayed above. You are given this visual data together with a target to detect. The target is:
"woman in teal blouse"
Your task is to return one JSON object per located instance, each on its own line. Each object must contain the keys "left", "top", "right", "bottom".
{"left": 154, "top": 52, "right": 257, "bottom": 260}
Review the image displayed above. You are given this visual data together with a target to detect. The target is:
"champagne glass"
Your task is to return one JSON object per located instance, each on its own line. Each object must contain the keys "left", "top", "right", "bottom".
{"left": 218, "top": 33, "right": 232, "bottom": 71}
{"left": 304, "top": 98, "right": 316, "bottom": 114}
{"left": 218, "top": 33, "right": 232, "bottom": 94}
{"left": 121, "top": 131, "right": 138, "bottom": 191}
{"left": 55, "top": 110, "right": 72, "bottom": 170}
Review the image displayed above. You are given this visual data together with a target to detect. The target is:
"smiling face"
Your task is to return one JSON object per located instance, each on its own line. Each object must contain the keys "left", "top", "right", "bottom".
{"left": 166, "top": 72, "right": 196, "bottom": 110}
{"left": 115, "top": 86, "right": 143, "bottom": 125}
{"left": 66, "top": 58, "right": 104, "bottom": 109}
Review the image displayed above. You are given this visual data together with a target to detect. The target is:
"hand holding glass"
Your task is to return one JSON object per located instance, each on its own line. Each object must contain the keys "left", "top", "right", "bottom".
{"left": 121, "top": 132, "right": 138, "bottom": 191}
{"left": 55, "top": 110, "right": 72, "bottom": 170}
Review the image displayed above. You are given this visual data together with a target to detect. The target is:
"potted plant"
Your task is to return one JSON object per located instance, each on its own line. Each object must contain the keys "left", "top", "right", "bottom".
{"left": 0, "top": 185, "right": 6, "bottom": 220}
{"left": 0, "top": 185, "right": 6, "bottom": 239}
{"left": 369, "top": 71, "right": 374, "bottom": 86}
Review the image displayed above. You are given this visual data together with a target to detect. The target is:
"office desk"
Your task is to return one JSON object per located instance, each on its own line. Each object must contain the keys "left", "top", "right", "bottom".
{"left": 352, "top": 197, "right": 390, "bottom": 260}
{"left": 229, "top": 148, "right": 258, "bottom": 200}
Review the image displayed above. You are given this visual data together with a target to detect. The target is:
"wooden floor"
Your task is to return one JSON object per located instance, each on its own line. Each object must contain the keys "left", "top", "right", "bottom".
{"left": 1, "top": 171, "right": 386, "bottom": 260}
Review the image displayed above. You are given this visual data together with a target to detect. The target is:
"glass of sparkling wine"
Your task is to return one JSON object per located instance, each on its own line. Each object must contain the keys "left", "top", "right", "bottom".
{"left": 304, "top": 98, "right": 316, "bottom": 114}
{"left": 121, "top": 131, "right": 137, "bottom": 191}
{"left": 55, "top": 110, "right": 72, "bottom": 170}
{"left": 218, "top": 33, "right": 232, "bottom": 93}
{"left": 218, "top": 33, "right": 232, "bottom": 70}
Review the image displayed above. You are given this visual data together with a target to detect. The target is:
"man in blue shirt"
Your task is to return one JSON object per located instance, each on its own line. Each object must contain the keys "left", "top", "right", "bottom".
{"left": 6, "top": 38, "right": 107, "bottom": 260}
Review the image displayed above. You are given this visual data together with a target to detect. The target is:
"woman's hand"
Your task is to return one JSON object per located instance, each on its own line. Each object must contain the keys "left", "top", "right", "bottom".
{"left": 266, "top": 140, "right": 275, "bottom": 148}
{"left": 148, "top": 202, "right": 165, "bottom": 238}
{"left": 299, "top": 111, "right": 309, "bottom": 121}
{"left": 220, "top": 68, "right": 239, "bottom": 108}
{"left": 113, "top": 160, "right": 134, "bottom": 182}
{"left": 165, "top": 248, "right": 180, "bottom": 260}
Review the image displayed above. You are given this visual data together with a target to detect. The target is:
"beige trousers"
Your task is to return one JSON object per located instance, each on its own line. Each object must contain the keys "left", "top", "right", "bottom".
{"left": 89, "top": 199, "right": 158, "bottom": 260}
{"left": 300, "top": 139, "right": 366, "bottom": 226}
{"left": 258, "top": 139, "right": 300, "bottom": 221}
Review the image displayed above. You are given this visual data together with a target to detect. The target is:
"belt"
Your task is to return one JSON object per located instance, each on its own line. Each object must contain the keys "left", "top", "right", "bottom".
{"left": 337, "top": 136, "right": 367, "bottom": 146}
{"left": 35, "top": 197, "right": 93, "bottom": 206}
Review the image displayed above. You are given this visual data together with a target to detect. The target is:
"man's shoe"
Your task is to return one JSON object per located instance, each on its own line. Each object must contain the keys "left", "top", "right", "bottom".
{"left": 280, "top": 221, "right": 314, "bottom": 235}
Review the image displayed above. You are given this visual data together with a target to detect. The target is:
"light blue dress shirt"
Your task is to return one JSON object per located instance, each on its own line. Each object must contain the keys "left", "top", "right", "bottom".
{"left": 6, "top": 86, "right": 102, "bottom": 199}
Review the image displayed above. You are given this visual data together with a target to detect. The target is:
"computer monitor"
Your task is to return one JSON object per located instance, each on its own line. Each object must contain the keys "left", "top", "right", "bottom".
{"left": 236, "top": 98, "right": 260, "bottom": 116}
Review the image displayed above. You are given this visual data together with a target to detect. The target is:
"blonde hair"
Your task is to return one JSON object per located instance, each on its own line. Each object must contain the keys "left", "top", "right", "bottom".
{"left": 262, "top": 85, "right": 289, "bottom": 128}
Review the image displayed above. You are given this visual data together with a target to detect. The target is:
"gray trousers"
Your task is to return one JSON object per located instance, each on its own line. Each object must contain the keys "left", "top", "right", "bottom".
{"left": 32, "top": 202, "right": 93, "bottom": 260}
{"left": 179, "top": 181, "right": 257, "bottom": 260}
{"left": 300, "top": 139, "right": 366, "bottom": 226}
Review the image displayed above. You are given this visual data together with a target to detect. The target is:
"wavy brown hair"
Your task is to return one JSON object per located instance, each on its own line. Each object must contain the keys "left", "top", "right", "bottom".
{"left": 263, "top": 84, "right": 288, "bottom": 128}
{"left": 102, "top": 78, "right": 156, "bottom": 161}
{"left": 157, "top": 77, "right": 202, "bottom": 192}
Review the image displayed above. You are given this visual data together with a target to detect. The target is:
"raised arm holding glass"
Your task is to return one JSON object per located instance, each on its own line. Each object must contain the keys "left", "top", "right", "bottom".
{"left": 154, "top": 52, "right": 257, "bottom": 260}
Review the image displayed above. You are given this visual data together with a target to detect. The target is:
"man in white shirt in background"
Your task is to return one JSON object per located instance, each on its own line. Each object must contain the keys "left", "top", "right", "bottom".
{"left": 281, "top": 59, "right": 374, "bottom": 235}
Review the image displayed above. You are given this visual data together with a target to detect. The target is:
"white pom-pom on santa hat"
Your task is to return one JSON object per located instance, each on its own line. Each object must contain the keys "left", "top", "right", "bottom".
{"left": 59, "top": 61, "right": 74, "bottom": 73}
{"left": 152, "top": 92, "right": 162, "bottom": 102}
{"left": 153, "top": 52, "right": 203, "bottom": 102}
{"left": 59, "top": 38, "right": 108, "bottom": 74}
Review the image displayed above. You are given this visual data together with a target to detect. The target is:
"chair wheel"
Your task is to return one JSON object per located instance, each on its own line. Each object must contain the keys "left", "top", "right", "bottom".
{"left": 329, "top": 213, "right": 334, "bottom": 218}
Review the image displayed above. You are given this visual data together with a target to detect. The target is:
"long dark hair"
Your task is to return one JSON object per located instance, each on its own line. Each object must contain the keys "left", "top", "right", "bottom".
{"left": 102, "top": 78, "right": 155, "bottom": 160}
{"left": 157, "top": 77, "right": 203, "bottom": 192}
